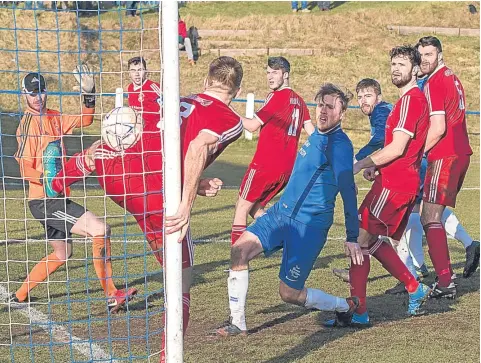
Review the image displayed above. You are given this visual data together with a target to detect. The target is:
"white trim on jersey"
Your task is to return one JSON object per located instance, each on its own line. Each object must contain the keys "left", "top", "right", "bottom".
{"left": 429, "top": 159, "right": 443, "bottom": 203}
{"left": 185, "top": 227, "right": 194, "bottom": 267}
{"left": 200, "top": 129, "right": 221, "bottom": 139}
{"left": 396, "top": 95, "right": 410, "bottom": 130}
{"left": 393, "top": 127, "right": 414, "bottom": 138}
{"left": 303, "top": 119, "right": 312, "bottom": 124}
{"left": 372, "top": 188, "right": 390, "bottom": 219}
{"left": 76, "top": 156, "right": 90, "bottom": 175}
{"left": 218, "top": 121, "right": 244, "bottom": 143}
{"left": 94, "top": 148, "right": 122, "bottom": 160}
{"left": 149, "top": 82, "right": 162, "bottom": 96}
{"left": 429, "top": 111, "right": 446, "bottom": 116}
{"left": 253, "top": 113, "right": 265, "bottom": 125}
{"left": 240, "top": 168, "right": 256, "bottom": 200}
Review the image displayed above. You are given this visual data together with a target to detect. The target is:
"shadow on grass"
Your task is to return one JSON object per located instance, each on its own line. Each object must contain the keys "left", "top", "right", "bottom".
{"left": 257, "top": 272, "right": 479, "bottom": 363}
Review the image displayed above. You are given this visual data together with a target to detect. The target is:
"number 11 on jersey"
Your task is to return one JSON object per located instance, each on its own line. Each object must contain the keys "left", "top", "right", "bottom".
{"left": 288, "top": 107, "right": 300, "bottom": 136}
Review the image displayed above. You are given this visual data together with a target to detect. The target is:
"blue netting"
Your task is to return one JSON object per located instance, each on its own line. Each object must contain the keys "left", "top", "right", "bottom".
{"left": 0, "top": 2, "right": 164, "bottom": 362}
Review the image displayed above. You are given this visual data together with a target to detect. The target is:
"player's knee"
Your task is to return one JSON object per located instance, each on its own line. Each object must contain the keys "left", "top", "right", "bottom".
{"left": 230, "top": 244, "right": 244, "bottom": 266}
{"left": 230, "top": 243, "right": 250, "bottom": 267}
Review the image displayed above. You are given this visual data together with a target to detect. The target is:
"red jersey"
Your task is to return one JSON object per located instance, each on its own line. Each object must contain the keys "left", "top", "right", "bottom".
{"left": 96, "top": 93, "right": 242, "bottom": 197}
{"left": 379, "top": 86, "right": 429, "bottom": 195}
{"left": 252, "top": 88, "right": 311, "bottom": 172}
{"left": 127, "top": 79, "right": 162, "bottom": 128}
{"left": 424, "top": 65, "right": 472, "bottom": 162}
{"left": 180, "top": 93, "right": 243, "bottom": 169}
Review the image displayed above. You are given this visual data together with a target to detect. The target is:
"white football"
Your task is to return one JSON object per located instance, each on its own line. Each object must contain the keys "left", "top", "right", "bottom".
{"left": 101, "top": 107, "right": 142, "bottom": 151}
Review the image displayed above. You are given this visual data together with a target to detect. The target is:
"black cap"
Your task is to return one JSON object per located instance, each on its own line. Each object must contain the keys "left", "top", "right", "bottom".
{"left": 22, "top": 73, "right": 47, "bottom": 94}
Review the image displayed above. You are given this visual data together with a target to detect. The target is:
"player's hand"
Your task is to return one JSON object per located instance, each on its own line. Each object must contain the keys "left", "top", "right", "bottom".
{"left": 197, "top": 178, "right": 223, "bottom": 197}
{"left": 353, "top": 162, "right": 362, "bottom": 175}
{"left": 344, "top": 242, "right": 364, "bottom": 265}
{"left": 72, "top": 63, "right": 95, "bottom": 93}
{"left": 363, "top": 166, "right": 377, "bottom": 182}
{"left": 165, "top": 202, "right": 191, "bottom": 243}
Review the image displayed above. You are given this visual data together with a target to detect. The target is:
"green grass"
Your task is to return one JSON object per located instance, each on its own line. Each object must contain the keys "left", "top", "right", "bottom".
{"left": 0, "top": 1, "right": 479, "bottom": 362}
{"left": 0, "top": 132, "right": 479, "bottom": 362}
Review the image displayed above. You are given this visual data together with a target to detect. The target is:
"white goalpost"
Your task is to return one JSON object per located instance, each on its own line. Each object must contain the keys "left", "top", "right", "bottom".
{"left": 160, "top": 1, "right": 184, "bottom": 362}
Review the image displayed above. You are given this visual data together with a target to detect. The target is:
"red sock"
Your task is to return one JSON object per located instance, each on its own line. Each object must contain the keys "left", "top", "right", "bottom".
{"left": 371, "top": 239, "right": 419, "bottom": 293}
{"left": 160, "top": 293, "right": 190, "bottom": 363}
{"left": 349, "top": 251, "right": 370, "bottom": 314}
{"left": 424, "top": 222, "right": 452, "bottom": 287}
{"left": 52, "top": 150, "right": 93, "bottom": 194}
{"left": 231, "top": 225, "right": 246, "bottom": 245}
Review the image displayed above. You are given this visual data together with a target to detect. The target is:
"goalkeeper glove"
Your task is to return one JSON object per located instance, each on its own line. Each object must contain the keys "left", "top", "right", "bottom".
{"left": 73, "top": 63, "right": 96, "bottom": 108}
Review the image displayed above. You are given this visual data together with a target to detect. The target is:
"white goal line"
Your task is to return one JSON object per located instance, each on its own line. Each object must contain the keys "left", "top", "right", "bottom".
{"left": 0, "top": 285, "right": 118, "bottom": 362}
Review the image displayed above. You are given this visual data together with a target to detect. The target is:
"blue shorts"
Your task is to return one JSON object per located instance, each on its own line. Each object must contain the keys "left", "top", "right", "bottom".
{"left": 246, "top": 205, "right": 329, "bottom": 290}
{"left": 416, "top": 156, "right": 428, "bottom": 204}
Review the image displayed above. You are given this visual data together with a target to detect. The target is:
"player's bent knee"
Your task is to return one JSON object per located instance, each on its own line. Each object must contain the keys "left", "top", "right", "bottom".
{"left": 278, "top": 283, "right": 302, "bottom": 305}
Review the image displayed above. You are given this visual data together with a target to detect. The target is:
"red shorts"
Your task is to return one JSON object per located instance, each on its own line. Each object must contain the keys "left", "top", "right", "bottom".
{"left": 423, "top": 156, "right": 470, "bottom": 207}
{"left": 239, "top": 164, "right": 290, "bottom": 207}
{"left": 359, "top": 180, "right": 416, "bottom": 241}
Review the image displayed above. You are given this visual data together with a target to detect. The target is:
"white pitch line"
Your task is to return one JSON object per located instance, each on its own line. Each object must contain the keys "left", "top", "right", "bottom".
{"left": 0, "top": 285, "right": 118, "bottom": 363}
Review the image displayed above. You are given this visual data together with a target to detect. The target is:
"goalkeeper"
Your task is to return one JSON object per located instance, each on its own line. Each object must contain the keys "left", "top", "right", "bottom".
{"left": 11, "top": 67, "right": 136, "bottom": 312}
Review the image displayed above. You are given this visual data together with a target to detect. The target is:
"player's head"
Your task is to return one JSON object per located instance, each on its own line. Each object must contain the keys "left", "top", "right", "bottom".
{"left": 416, "top": 36, "right": 443, "bottom": 76}
{"left": 22, "top": 72, "right": 47, "bottom": 113}
{"left": 389, "top": 45, "right": 421, "bottom": 89}
{"left": 266, "top": 56, "right": 290, "bottom": 91}
{"left": 314, "top": 83, "right": 353, "bottom": 132}
{"left": 356, "top": 78, "right": 382, "bottom": 116}
{"left": 204, "top": 56, "right": 243, "bottom": 100}
{"left": 128, "top": 56, "right": 147, "bottom": 87}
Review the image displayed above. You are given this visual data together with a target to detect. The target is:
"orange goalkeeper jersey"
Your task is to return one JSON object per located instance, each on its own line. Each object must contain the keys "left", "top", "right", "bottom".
{"left": 15, "top": 106, "right": 94, "bottom": 200}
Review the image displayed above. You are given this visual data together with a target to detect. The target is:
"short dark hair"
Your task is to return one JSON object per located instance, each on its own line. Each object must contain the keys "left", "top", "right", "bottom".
{"left": 356, "top": 78, "right": 382, "bottom": 96}
{"left": 267, "top": 56, "right": 290, "bottom": 73}
{"left": 416, "top": 36, "right": 443, "bottom": 53}
{"left": 314, "top": 83, "right": 353, "bottom": 112}
{"left": 206, "top": 56, "right": 243, "bottom": 96}
{"left": 390, "top": 46, "right": 421, "bottom": 67}
{"left": 128, "top": 56, "right": 147, "bottom": 69}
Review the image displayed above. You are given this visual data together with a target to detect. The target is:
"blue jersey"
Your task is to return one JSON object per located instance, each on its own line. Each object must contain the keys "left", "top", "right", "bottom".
{"left": 277, "top": 125, "right": 358, "bottom": 242}
{"left": 417, "top": 76, "right": 428, "bottom": 91}
{"left": 355, "top": 101, "right": 392, "bottom": 161}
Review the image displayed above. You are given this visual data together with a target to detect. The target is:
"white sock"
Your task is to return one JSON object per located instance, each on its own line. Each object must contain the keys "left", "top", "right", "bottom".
{"left": 406, "top": 212, "right": 425, "bottom": 268}
{"left": 228, "top": 269, "right": 249, "bottom": 331}
{"left": 442, "top": 208, "right": 473, "bottom": 249}
{"left": 304, "top": 288, "right": 349, "bottom": 312}
{"left": 397, "top": 237, "right": 418, "bottom": 278}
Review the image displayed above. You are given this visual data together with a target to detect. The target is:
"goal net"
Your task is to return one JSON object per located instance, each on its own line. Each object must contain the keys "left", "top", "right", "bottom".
{"left": 0, "top": 2, "right": 173, "bottom": 362}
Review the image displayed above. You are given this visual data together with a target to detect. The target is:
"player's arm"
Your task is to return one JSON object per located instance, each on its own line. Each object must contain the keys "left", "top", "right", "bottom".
{"left": 238, "top": 114, "right": 263, "bottom": 133}
{"left": 355, "top": 106, "right": 388, "bottom": 161}
{"left": 69, "top": 63, "right": 96, "bottom": 129}
{"left": 330, "top": 138, "right": 363, "bottom": 265}
{"left": 423, "top": 82, "right": 446, "bottom": 153}
{"left": 303, "top": 120, "right": 315, "bottom": 135}
{"left": 424, "top": 114, "right": 446, "bottom": 153}
{"left": 331, "top": 139, "right": 359, "bottom": 243}
{"left": 354, "top": 131, "right": 411, "bottom": 174}
{"left": 165, "top": 131, "right": 219, "bottom": 241}
{"left": 15, "top": 121, "right": 43, "bottom": 185}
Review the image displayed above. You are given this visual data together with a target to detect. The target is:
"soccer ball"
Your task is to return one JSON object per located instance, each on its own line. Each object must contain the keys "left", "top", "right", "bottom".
{"left": 101, "top": 107, "right": 142, "bottom": 151}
